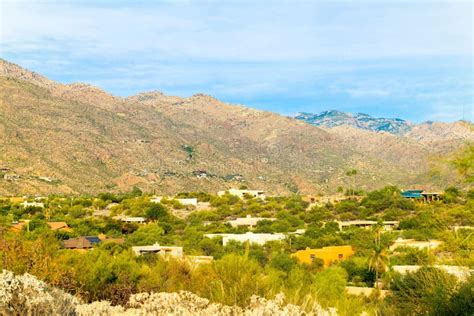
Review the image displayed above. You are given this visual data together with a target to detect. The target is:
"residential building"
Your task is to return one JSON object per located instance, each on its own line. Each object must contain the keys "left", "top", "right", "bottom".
{"left": 150, "top": 196, "right": 163, "bottom": 203}
{"left": 187, "top": 255, "right": 214, "bottom": 266}
{"left": 47, "top": 222, "right": 73, "bottom": 232}
{"left": 150, "top": 196, "right": 198, "bottom": 206}
{"left": 401, "top": 190, "right": 441, "bottom": 202}
{"left": 389, "top": 238, "right": 442, "bottom": 251}
{"left": 392, "top": 265, "right": 472, "bottom": 281}
{"left": 336, "top": 220, "right": 399, "bottom": 231}
{"left": 62, "top": 236, "right": 102, "bottom": 250}
{"left": 21, "top": 201, "right": 44, "bottom": 208}
{"left": 176, "top": 198, "right": 198, "bottom": 206}
{"left": 192, "top": 170, "right": 209, "bottom": 178}
{"left": 453, "top": 226, "right": 474, "bottom": 233}
{"left": 115, "top": 216, "right": 146, "bottom": 223}
{"left": 98, "top": 234, "right": 125, "bottom": 244}
{"left": 205, "top": 232, "right": 286, "bottom": 246}
{"left": 10, "top": 220, "right": 29, "bottom": 233}
{"left": 227, "top": 215, "right": 276, "bottom": 228}
{"left": 292, "top": 245, "right": 354, "bottom": 267}
{"left": 346, "top": 286, "right": 388, "bottom": 298}
{"left": 217, "top": 189, "right": 265, "bottom": 199}
{"left": 132, "top": 243, "right": 184, "bottom": 258}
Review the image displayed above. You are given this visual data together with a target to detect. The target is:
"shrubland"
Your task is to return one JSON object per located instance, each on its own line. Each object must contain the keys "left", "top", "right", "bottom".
{"left": 0, "top": 186, "right": 473, "bottom": 315}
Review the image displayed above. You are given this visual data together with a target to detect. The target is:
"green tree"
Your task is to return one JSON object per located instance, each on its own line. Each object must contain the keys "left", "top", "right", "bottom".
{"left": 368, "top": 226, "right": 389, "bottom": 289}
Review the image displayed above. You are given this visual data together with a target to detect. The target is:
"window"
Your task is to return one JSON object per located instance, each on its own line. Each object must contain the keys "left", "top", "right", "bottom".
{"left": 310, "top": 254, "right": 316, "bottom": 262}
{"left": 338, "top": 254, "right": 343, "bottom": 260}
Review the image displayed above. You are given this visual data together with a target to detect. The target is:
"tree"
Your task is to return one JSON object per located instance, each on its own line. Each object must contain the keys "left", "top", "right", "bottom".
{"left": 145, "top": 203, "right": 168, "bottom": 221}
{"left": 388, "top": 267, "right": 459, "bottom": 315}
{"left": 345, "top": 169, "right": 358, "bottom": 195}
{"left": 368, "top": 226, "right": 389, "bottom": 289}
{"left": 312, "top": 266, "right": 348, "bottom": 306}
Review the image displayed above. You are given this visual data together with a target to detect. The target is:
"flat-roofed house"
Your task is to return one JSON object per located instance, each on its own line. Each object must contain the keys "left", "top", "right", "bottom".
{"left": 150, "top": 196, "right": 163, "bottom": 203}
{"left": 187, "top": 255, "right": 214, "bottom": 266}
{"left": 176, "top": 198, "right": 198, "bottom": 206}
{"left": 116, "top": 216, "right": 146, "bottom": 224}
{"left": 292, "top": 245, "right": 354, "bottom": 267}
{"left": 227, "top": 215, "right": 276, "bottom": 228}
{"left": 132, "top": 243, "right": 184, "bottom": 258}
{"left": 401, "top": 190, "right": 442, "bottom": 202}
{"left": 337, "top": 220, "right": 399, "bottom": 231}
{"left": 393, "top": 265, "right": 472, "bottom": 281}
{"left": 346, "top": 286, "right": 389, "bottom": 298}
{"left": 218, "top": 189, "right": 266, "bottom": 200}
{"left": 389, "top": 238, "right": 443, "bottom": 251}
{"left": 21, "top": 201, "right": 44, "bottom": 208}
{"left": 205, "top": 232, "right": 285, "bottom": 246}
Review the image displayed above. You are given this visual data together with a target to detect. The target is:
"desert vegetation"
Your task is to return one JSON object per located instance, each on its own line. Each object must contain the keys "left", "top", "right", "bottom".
{"left": 0, "top": 184, "right": 472, "bottom": 315}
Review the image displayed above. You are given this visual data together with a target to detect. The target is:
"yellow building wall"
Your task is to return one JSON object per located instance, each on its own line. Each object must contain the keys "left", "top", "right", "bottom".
{"left": 292, "top": 245, "right": 354, "bottom": 267}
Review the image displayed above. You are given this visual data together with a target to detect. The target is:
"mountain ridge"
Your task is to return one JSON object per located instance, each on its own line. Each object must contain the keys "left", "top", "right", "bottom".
{"left": 0, "top": 59, "right": 471, "bottom": 195}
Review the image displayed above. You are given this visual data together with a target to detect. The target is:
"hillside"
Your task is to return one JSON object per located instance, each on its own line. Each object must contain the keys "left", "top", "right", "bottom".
{"left": 0, "top": 59, "right": 471, "bottom": 195}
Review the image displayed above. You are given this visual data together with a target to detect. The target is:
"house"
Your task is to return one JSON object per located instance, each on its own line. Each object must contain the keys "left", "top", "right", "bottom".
{"left": 401, "top": 190, "right": 441, "bottom": 202}
{"left": 150, "top": 196, "right": 163, "bottom": 203}
{"left": 346, "top": 286, "right": 388, "bottom": 298}
{"left": 150, "top": 196, "right": 197, "bottom": 206}
{"left": 453, "top": 226, "right": 474, "bottom": 233}
{"left": 337, "top": 220, "right": 399, "bottom": 231}
{"left": 98, "top": 234, "right": 125, "bottom": 245}
{"left": 193, "top": 170, "right": 209, "bottom": 178}
{"left": 47, "top": 222, "right": 73, "bottom": 232}
{"left": 115, "top": 216, "right": 146, "bottom": 223}
{"left": 10, "top": 220, "right": 29, "bottom": 233}
{"left": 21, "top": 201, "right": 44, "bottom": 208}
{"left": 62, "top": 236, "right": 102, "bottom": 250}
{"left": 227, "top": 215, "right": 276, "bottom": 228}
{"left": 187, "top": 255, "right": 214, "bottom": 266}
{"left": 389, "top": 238, "right": 443, "bottom": 251}
{"left": 3, "top": 173, "right": 20, "bottom": 181}
{"left": 176, "top": 198, "right": 198, "bottom": 206}
{"left": 132, "top": 243, "right": 183, "bottom": 258}
{"left": 292, "top": 245, "right": 354, "bottom": 267}
{"left": 217, "top": 189, "right": 265, "bottom": 199}
{"left": 392, "top": 265, "right": 472, "bottom": 281}
{"left": 205, "top": 232, "right": 286, "bottom": 246}
{"left": 303, "top": 195, "right": 360, "bottom": 205}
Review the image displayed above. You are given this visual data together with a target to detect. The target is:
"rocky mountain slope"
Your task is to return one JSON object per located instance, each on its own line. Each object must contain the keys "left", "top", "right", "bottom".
{"left": 0, "top": 59, "right": 471, "bottom": 195}
{"left": 295, "top": 110, "right": 413, "bottom": 135}
{"left": 295, "top": 110, "right": 472, "bottom": 142}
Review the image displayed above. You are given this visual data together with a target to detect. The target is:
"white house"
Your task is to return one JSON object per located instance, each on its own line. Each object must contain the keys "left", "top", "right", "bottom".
{"left": 21, "top": 201, "right": 44, "bottom": 208}
{"left": 150, "top": 196, "right": 163, "bottom": 203}
{"left": 132, "top": 243, "right": 184, "bottom": 258}
{"left": 150, "top": 196, "right": 198, "bottom": 206}
{"left": 337, "top": 220, "right": 399, "bottom": 231}
{"left": 227, "top": 215, "right": 276, "bottom": 228}
{"left": 176, "top": 198, "right": 198, "bottom": 206}
{"left": 115, "top": 216, "right": 146, "bottom": 224}
{"left": 217, "top": 189, "right": 265, "bottom": 199}
{"left": 392, "top": 265, "right": 472, "bottom": 281}
{"left": 389, "top": 238, "right": 443, "bottom": 251}
{"left": 205, "top": 232, "right": 286, "bottom": 246}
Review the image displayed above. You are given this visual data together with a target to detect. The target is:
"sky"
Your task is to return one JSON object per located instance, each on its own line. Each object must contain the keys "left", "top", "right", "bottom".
{"left": 1, "top": 0, "right": 473, "bottom": 122}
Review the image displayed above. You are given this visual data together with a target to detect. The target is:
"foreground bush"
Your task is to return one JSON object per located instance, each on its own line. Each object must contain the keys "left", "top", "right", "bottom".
{"left": 0, "top": 270, "right": 338, "bottom": 315}
{"left": 0, "top": 270, "right": 78, "bottom": 315}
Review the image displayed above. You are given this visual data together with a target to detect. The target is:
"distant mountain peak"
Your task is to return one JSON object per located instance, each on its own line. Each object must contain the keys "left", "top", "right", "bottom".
{"left": 295, "top": 110, "right": 412, "bottom": 135}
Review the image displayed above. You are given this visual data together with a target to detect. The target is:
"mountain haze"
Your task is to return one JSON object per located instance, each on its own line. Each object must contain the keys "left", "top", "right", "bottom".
{"left": 0, "top": 60, "right": 472, "bottom": 195}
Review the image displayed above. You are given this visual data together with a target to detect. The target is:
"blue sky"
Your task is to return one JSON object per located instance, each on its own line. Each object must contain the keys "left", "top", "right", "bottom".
{"left": 1, "top": 0, "right": 473, "bottom": 122}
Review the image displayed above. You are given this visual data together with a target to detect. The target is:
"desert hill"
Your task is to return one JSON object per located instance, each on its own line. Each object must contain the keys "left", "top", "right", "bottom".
{"left": 0, "top": 59, "right": 471, "bottom": 195}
